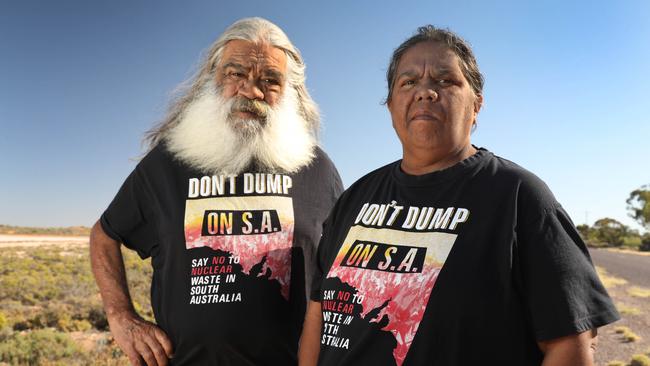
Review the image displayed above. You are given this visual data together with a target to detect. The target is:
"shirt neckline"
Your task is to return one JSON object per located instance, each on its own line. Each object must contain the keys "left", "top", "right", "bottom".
{"left": 391, "top": 146, "right": 491, "bottom": 186}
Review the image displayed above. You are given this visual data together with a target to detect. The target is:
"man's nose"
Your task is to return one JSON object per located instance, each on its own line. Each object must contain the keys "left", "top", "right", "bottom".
{"left": 238, "top": 79, "right": 264, "bottom": 100}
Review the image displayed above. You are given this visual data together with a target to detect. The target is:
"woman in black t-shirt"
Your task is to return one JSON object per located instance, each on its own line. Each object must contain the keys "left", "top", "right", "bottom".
{"left": 299, "top": 26, "right": 619, "bottom": 366}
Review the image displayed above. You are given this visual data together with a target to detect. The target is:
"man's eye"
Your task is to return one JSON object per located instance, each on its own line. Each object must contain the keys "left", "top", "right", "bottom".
{"left": 402, "top": 79, "right": 415, "bottom": 87}
{"left": 437, "top": 79, "right": 452, "bottom": 86}
{"left": 264, "top": 78, "right": 280, "bottom": 86}
{"left": 228, "top": 72, "right": 245, "bottom": 78}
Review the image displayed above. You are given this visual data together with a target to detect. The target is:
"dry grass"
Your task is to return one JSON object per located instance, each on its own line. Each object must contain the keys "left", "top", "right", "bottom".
{"left": 607, "top": 361, "right": 625, "bottom": 366}
{"left": 607, "top": 248, "right": 650, "bottom": 257}
{"left": 615, "top": 326, "right": 642, "bottom": 343}
{"left": 597, "top": 266, "right": 628, "bottom": 289}
{"left": 631, "top": 353, "right": 650, "bottom": 366}
{"left": 627, "top": 286, "right": 650, "bottom": 298}
{"left": 617, "top": 302, "right": 643, "bottom": 316}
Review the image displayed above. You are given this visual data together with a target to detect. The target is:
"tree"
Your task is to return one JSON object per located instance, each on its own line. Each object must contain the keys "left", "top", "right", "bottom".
{"left": 627, "top": 185, "right": 650, "bottom": 231}
{"left": 576, "top": 224, "right": 590, "bottom": 238}
{"left": 592, "top": 218, "right": 629, "bottom": 246}
{"left": 576, "top": 224, "right": 600, "bottom": 246}
{"left": 641, "top": 233, "right": 650, "bottom": 252}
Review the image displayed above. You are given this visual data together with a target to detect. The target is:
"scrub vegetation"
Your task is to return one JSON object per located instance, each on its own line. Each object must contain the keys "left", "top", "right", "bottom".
{"left": 577, "top": 219, "right": 650, "bottom": 251}
{"left": 581, "top": 267, "right": 650, "bottom": 365}
{"left": 2, "top": 220, "right": 649, "bottom": 365}
{"left": 627, "top": 287, "right": 650, "bottom": 299}
{"left": 0, "top": 224, "right": 90, "bottom": 236}
{"left": 630, "top": 353, "right": 650, "bottom": 366}
{"left": 578, "top": 185, "right": 650, "bottom": 252}
{"left": 617, "top": 302, "right": 643, "bottom": 316}
{"left": 615, "top": 326, "right": 642, "bottom": 343}
{"left": 597, "top": 267, "right": 629, "bottom": 288}
{"left": 0, "top": 243, "right": 152, "bottom": 365}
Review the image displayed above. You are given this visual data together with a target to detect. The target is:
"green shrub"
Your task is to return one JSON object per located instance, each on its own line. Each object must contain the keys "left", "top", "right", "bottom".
{"left": 0, "top": 312, "right": 6, "bottom": 329}
{"left": 641, "top": 234, "right": 650, "bottom": 252}
{"left": 0, "top": 246, "right": 153, "bottom": 332}
{"left": 56, "top": 313, "right": 92, "bottom": 332}
{"left": 87, "top": 307, "right": 108, "bottom": 330}
{"left": 0, "top": 329, "right": 82, "bottom": 365}
{"left": 622, "top": 235, "right": 642, "bottom": 249}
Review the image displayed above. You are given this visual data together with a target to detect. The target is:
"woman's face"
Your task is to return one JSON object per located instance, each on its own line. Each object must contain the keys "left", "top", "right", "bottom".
{"left": 388, "top": 41, "right": 482, "bottom": 162}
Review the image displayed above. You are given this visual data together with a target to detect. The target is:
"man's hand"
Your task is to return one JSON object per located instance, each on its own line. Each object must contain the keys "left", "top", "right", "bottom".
{"left": 108, "top": 311, "right": 174, "bottom": 366}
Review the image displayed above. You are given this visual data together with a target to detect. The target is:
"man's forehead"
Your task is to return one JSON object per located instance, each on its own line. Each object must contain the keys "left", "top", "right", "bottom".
{"left": 220, "top": 40, "right": 287, "bottom": 70}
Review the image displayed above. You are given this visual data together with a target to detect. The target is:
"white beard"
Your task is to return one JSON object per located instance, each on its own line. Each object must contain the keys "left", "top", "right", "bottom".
{"left": 164, "top": 84, "right": 317, "bottom": 175}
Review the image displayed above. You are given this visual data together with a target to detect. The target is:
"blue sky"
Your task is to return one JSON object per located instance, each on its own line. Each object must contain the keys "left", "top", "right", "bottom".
{"left": 1, "top": 0, "right": 648, "bottom": 231}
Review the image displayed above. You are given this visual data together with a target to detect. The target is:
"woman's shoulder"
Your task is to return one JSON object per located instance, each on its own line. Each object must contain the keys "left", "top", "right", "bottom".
{"left": 483, "top": 152, "right": 560, "bottom": 212}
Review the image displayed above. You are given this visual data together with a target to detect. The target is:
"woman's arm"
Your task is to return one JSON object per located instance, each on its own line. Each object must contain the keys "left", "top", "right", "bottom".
{"left": 298, "top": 300, "right": 323, "bottom": 366}
{"left": 538, "top": 329, "right": 598, "bottom": 366}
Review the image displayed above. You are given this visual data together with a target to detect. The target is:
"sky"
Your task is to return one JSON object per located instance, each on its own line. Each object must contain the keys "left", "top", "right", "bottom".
{"left": 1, "top": 0, "right": 649, "bottom": 231}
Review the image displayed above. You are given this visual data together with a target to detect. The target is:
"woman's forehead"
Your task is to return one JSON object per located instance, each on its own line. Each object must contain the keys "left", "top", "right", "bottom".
{"left": 397, "top": 42, "right": 461, "bottom": 72}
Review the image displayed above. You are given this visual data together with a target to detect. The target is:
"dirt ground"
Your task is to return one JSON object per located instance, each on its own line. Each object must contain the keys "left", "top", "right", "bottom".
{"left": 0, "top": 234, "right": 88, "bottom": 248}
{"left": 594, "top": 263, "right": 650, "bottom": 366}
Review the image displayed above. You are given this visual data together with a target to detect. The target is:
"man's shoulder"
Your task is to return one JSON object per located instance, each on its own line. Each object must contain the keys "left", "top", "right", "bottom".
{"left": 294, "top": 146, "right": 342, "bottom": 186}
{"left": 138, "top": 143, "right": 183, "bottom": 172}
{"left": 309, "top": 146, "right": 337, "bottom": 172}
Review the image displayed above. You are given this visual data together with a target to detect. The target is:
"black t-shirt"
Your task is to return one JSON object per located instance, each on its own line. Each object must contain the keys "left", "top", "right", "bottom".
{"left": 101, "top": 144, "right": 343, "bottom": 365}
{"left": 311, "top": 148, "right": 619, "bottom": 366}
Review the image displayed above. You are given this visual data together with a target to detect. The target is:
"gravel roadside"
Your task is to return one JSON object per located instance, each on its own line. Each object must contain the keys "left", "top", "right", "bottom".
{"left": 590, "top": 248, "right": 650, "bottom": 366}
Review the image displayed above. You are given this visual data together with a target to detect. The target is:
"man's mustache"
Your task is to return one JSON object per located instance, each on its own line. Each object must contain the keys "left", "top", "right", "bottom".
{"left": 230, "top": 97, "right": 270, "bottom": 119}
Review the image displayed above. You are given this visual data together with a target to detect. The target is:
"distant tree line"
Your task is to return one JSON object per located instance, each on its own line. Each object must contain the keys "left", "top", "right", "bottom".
{"left": 577, "top": 185, "right": 650, "bottom": 251}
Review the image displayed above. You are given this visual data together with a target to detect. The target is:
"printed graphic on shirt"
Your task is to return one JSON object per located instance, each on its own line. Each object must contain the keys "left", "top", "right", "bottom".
{"left": 322, "top": 225, "right": 456, "bottom": 366}
{"left": 184, "top": 195, "right": 294, "bottom": 302}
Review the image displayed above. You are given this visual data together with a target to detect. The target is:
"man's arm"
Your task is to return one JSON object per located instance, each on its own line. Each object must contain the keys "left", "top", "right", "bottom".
{"left": 537, "top": 329, "right": 598, "bottom": 366}
{"left": 298, "top": 300, "right": 323, "bottom": 366}
{"left": 89, "top": 221, "right": 174, "bottom": 366}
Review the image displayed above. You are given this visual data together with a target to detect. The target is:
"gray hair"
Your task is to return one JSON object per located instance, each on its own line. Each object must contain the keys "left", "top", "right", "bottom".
{"left": 385, "top": 25, "right": 484, "bottom": 104}
{"left": 143, "top": 17, "right": 319, "bottom": 150}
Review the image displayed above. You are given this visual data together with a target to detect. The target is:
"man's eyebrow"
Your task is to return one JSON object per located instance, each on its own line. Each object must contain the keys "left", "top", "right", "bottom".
{"left": 221, "top": 62, "right": 247, "bottom": 71}
{"left": 263, "top": 69, "right": 285, "bottom": 80}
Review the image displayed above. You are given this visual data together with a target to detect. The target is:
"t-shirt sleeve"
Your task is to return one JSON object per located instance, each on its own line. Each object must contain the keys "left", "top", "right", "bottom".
{"left": 515, "top": 188, "right": 620, "bottom": 341}
{"left": 100, "top": 167, "right": 158, "bottom": 259}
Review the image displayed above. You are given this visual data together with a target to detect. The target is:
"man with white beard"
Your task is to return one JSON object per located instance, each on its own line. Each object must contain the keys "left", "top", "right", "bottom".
{"left": 89, "top": 18, "right": 343, "bottom": 366}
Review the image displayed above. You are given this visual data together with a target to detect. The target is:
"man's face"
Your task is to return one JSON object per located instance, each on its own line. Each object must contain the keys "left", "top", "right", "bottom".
{"left": 388, "top": 41, "right": 482, "bottom": 160}
{"left": 215, "top": 40, "right": 288, "bottom": 134}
